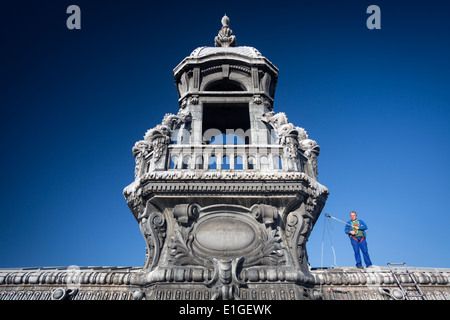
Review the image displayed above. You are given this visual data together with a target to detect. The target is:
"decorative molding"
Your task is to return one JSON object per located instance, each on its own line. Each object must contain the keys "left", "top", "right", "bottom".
{"left": 168, "top": 204, "right": 285, "bottom": 269}
{"left": 1, "top": 266, "right": 449, "bottom": 300}
{"left": 2, "top": 267, "right": 448, "bottom": 287}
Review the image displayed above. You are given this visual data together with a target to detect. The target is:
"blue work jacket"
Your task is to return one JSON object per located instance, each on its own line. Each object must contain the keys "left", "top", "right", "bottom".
{"left": 344, "top": 219, "right": 368, "bottom": 238}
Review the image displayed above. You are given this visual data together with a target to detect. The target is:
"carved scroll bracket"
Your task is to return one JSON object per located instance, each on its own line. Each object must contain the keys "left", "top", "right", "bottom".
{"left": 250, "top": 204, "right": 278, "bottom": 225}
{"left": 140, "top": 202, "right": 166, "bottom": 271}
{"left": 284, "top": 197, "right": 316, "bottom": 274}
{"left": 173, "top": 203, "right": 201, "bottom": 225}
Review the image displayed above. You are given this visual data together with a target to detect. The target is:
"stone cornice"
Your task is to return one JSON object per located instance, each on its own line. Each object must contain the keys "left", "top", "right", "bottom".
{"left": 0, "top": 266, "right": 140, "bottom": 287}
{"left": 2, "top": 266, "right": 449, "bottom": 287}
{"left": 137, "top": 171, "right": 329, "bottom": 197}
{"left": 1, "top": 266, "right": 449, "bottom": 300}
{"left": 312, "top": 267, "right": 450, "bottom": 286}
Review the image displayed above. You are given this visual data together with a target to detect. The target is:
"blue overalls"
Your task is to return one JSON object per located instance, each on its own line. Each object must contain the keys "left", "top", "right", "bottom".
{"left": 345, "top": 219, "right": 372, "bottom": 268}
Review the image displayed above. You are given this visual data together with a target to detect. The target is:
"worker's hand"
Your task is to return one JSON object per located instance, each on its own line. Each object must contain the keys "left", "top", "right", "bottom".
{"left": 350, "top": 231, "right": 356, "bottom": 235}
{"left": 354, "top": 226, "right": 359, "bottom": 230}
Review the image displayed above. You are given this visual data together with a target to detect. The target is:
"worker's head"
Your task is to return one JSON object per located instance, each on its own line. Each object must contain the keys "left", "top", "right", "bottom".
{"left": 350, "top": 211, "right": 357, "bottom": 221}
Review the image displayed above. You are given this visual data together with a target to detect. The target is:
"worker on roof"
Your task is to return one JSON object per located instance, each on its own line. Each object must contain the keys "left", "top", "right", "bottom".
{"left": 344, "top": 211, "right": 373, "bottom": 269}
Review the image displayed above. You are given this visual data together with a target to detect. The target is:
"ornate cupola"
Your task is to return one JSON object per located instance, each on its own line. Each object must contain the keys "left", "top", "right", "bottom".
{"left": 172, "top": 14, "right": 279, "bottom": 149}
{"left": 123, "top": 15, "right": 329, "bottom": 300}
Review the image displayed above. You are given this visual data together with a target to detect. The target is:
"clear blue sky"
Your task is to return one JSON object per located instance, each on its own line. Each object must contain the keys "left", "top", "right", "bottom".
{"left": 1, "top": 0, "right": 449, "bottom": 269}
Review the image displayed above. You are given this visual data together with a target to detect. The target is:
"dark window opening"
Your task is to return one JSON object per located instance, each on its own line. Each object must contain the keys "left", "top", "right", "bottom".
{"left": 248, "top": 156, "right": 255, "bottom": 170}
{"left": 195, "top": 156, "right": 203, "bottom": 169}
{"left": 202, "top": 103, "right": 251, "bottom": 144}
{"left": 205, "top": 80, "right": 245, "bottom": 91}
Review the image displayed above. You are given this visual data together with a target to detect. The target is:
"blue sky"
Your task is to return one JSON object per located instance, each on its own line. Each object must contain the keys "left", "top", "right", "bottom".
{"left": 0, "top": 0, "right": 449, "bottom": 269}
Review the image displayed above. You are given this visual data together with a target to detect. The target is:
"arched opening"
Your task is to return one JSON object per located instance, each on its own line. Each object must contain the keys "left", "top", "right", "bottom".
{"left": 260, "top": 155, "right": 269, "bottom": 170}
{"left": 205, "top": 79, "right": 246, "bottom": 91}
{"left": 171, "top": 129, "right": 179, "bottom": 144}
{"left": 273, "top": 155, "right": 282, "bottom": 170}
{"left": 222, "top": 156, "right": 230, "bottom": 170}
{"left": 208, "top": 156, "right": 217, "bottom": 170}
{"left": 182, "top": 155, "right": 191, "bottom": 169}
{"left": 195, "top": 155, "right": 203, "bottom": 169}
{"left": 169, "top": 155, "right": 178, "bottom": 169}
{"left": 248, "top": 156, "right": 256, "bottom": 170}
{"left": 235, "top": 156, "right": 243, "bottom": 170}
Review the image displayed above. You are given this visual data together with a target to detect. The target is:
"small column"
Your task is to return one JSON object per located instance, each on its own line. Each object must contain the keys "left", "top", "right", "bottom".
{"left": 188, "top": 98, "right": 203, "bottom": 145}
{"left": 249, "top": 95, "right": 270, "bottom": 145}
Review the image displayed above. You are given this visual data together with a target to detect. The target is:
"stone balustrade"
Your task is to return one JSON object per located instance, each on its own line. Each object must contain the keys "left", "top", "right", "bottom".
{"left": 166, "top": 144, "right": 303, "bottom": 172}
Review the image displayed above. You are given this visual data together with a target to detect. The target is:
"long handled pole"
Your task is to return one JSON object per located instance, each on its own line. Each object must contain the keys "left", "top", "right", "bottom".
{"left": 324, "top": 213, "right": 353, "bottom": 227}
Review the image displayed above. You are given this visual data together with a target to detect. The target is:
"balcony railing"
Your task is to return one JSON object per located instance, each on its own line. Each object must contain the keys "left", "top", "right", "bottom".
{"left": 164, "top": 144, "right": 303, "bottom": 172}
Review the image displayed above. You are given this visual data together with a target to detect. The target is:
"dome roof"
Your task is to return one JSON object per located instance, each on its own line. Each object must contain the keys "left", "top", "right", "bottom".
{"left": 173, "top": 15, "right": 278, "bottom": 76}
{"left": 189, "top": 46, "right": 263, "bottom": 59}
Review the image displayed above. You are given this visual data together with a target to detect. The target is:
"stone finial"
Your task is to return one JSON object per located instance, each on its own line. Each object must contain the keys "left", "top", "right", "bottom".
{"left": 221, "top": 14, "right": 230, "bottom": 27}
{"left": 214, "top": 14, "right": 236, "bottom": 47}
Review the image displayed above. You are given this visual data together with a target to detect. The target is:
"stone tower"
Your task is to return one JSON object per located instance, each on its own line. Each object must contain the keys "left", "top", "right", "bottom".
{"left": 123, "top": 15, "right": 329, "bottom": 300}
